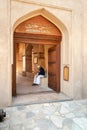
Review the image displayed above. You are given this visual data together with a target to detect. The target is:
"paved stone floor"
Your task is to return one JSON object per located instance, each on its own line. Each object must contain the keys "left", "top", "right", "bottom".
{"left": 0, "top": 99, "right": 87, "bottom": 130}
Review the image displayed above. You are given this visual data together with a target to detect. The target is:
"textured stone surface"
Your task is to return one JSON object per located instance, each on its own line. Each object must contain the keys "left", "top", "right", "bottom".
{"left": 0, "top": 100, "right": 87, "bottom": 130}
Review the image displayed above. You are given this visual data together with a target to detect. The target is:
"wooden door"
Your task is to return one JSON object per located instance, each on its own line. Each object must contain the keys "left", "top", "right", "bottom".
{"left": 48, "top": 44, "right": 60, "bottom": 92}
{"left": 26, "top": 44, "right": 32, "bottom": 73}
{"left": 12, "top": 40, "right": 16, "bottom": 96}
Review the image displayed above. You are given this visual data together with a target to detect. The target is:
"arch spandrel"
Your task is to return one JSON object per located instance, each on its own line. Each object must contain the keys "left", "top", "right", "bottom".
{"left": 13, "top": 8, "right": 68, "bottom": 35}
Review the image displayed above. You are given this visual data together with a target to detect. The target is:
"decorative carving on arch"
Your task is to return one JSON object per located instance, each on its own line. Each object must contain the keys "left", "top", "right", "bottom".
{"left": 15, "top": 15, "right": 61, "bottom": 36}
{"left": 13, "top": 8, "right": 69, "bottom": 63}
{"left": 13, "top": 8, "right": 68, "bottom": 34}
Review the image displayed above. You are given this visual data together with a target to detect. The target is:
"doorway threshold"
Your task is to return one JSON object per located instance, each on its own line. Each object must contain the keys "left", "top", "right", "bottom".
{"left": 11, "top": 92, "right": 72, "bottom": 107}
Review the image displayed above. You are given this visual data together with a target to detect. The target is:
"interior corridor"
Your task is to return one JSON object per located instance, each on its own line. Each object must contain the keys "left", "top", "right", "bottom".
{"left": 16, "top": 72, "right": 53, "bottom": 95}
{"left": 12, "top": 73, "right": 71, "bottom": 106}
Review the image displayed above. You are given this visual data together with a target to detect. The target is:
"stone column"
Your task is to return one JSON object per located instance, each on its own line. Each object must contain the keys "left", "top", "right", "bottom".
{"left": 0, "top": 0, "right": 11, "bottom": 107}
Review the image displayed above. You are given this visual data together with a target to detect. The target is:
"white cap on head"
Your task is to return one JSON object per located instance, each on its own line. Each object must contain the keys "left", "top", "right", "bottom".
{"left": 37, "top": 65, "right": 40, "bottom": 68}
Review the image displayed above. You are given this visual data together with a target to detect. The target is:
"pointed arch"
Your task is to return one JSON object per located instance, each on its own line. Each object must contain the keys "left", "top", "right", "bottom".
{"left": 13, "top": 8, "right": 69, "bottom": 62}
{"left": 13, "top": 8, "right": 68, "bottom": 35}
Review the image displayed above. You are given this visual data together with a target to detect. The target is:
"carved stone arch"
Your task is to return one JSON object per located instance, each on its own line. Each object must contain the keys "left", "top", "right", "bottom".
{"left": 13, "top": 8, "right": 69, "bottom": 63}
{"left": 13, "top": 8, "right": 68, "bottom": 34}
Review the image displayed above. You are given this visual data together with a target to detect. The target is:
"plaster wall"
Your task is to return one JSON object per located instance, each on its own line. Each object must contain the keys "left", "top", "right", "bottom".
{"left": 11, "top": 0, "right": 73, "bottom": 99}
{"left": 0, "top": 0, "right": 12, "bottom": 107}
{"left": 11, "top": 0, "right": 83, "bottom": 99}
{"left": 0, "top": 0, "right": 85, "bottom": 106}
{"left": 81, "top": 0, "right": 87, "bottom": 98}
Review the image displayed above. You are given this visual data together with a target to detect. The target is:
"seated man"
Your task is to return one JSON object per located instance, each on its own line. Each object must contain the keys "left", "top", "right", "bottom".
{"left": 32, "top": 65, "right": 45, "bottom": 86}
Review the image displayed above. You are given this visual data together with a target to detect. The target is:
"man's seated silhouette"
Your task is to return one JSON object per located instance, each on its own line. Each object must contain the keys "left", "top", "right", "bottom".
{"left": 32, "top": 65, "right": 45, "bottom": 86}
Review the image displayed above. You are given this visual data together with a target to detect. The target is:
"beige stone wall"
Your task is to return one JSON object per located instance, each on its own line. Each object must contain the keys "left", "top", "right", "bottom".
{"left": 81, "top": 0, "right": 87, "bottom": 98}
{"left": 11, "top": 0, "right": 73, "bottom": 99}
{"left": 0, "top": 0, "right": 12, "bottom": 107}
{"left": 1, "top": 0, "right": 87, "bottom": 106}
{"left": 11, "top": 0, "right": 84, "bottom": 100}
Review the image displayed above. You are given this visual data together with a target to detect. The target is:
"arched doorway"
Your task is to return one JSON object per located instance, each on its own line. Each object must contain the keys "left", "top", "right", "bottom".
{"left": 12, "top": 15, "right": 62, "bottom": 96}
